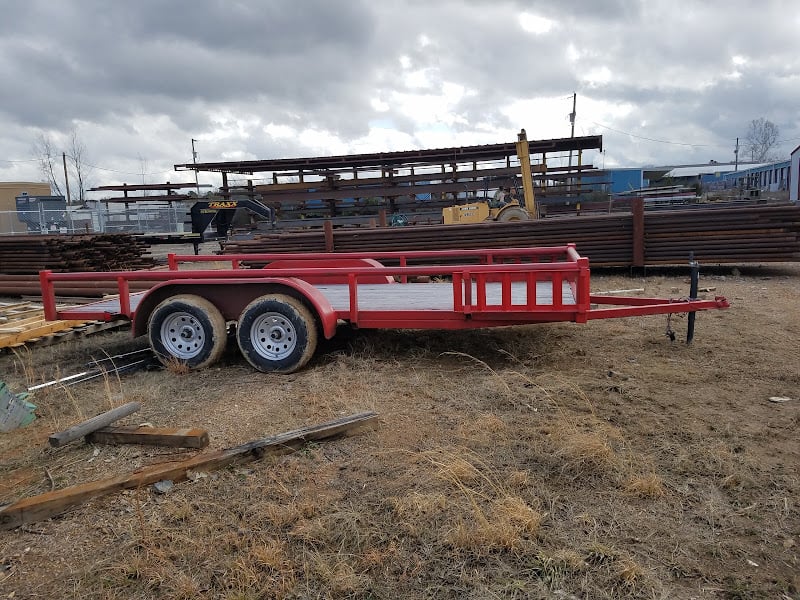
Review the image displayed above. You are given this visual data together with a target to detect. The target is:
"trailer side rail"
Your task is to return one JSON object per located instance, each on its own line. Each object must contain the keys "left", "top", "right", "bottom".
{"left": 40, "top": 244, "right": 728, "bottom": 328}
{"left": 42, "top": 245, "right": 590, "bottom": 323}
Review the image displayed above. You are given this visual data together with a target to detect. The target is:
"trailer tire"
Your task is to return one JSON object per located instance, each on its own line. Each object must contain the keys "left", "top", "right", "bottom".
{"left": 236, "top": 294, "right": 318, "bottom": 373}
{"left": 148, "top": 294, "right": 227, "bottom": 370}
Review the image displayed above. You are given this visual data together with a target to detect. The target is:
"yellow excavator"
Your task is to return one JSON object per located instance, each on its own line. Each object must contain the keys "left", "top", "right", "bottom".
{"left": 442, "top": 129, "right": 539, "bottom": 224}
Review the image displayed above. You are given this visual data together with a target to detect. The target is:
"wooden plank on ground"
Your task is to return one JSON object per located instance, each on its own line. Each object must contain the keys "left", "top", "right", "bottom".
{"left": 86, "top": 426, "right": 210, "bottom": 448}
{"left": 0, "top": 302, "right": 32, "bottom": 313}
{"left": 0, "top": 315, "right": 49, "bottom": 330}
{"left": 0, "top": 411, "right": 378, "bottom": 529}
{"left": 1, "top": 307, "right": 47, "bottom": 320}
{"left": 0, "top": 319, "right": 90, "bottom": 348}
{"left": 19, "top": 320, "right": 128, "bottom": 348}
{"left": 48, "top": 402, "right": 142, "bottom": 448}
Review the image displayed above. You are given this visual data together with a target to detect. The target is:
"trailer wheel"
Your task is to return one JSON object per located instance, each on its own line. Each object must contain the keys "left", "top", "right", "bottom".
{"left": 236, "top": 294, "right": 318, "bottom": 373}
{"left": 148, "top": 295, "right": 227, "bottom": 369}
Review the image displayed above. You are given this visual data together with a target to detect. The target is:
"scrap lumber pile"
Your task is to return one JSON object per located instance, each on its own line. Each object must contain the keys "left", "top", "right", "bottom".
{"left": 0, "top": 411, "right": 378, "bottom": 529}
{"left": 0, "top": 234, "right": 155, "bottom": 275}
{"left": 0, "top": 302, "right": 125, "bottom": 349}
{"left": 221, "top": 203, "right": 800, "bottom": 267}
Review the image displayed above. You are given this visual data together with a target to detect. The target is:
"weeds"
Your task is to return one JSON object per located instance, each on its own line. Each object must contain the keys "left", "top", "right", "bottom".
{"left": 528, "top": 550, "right": 586, "bottom": 588}
{"left": 623, "top": 473, "right": 665, "bottom": 498}
{"left": 1, "top": 268, "right": 797, "bottom": 599}
{"left": 162, "top": 355, "right": 191, "bottom": 375}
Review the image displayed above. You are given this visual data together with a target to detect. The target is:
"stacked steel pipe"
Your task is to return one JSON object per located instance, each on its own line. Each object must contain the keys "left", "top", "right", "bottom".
{"left": 222, "top": 215, "right": 633, "bottom": 266}
{"left": 222, "top": 203, "right": 800, "bottom": 266}
{"left": 643, "top": 204, "right": 800, "bottom": 263}
{"left": 1, "top": 204, "right": 797, "bottom": 298}
{"left": 0, "top": 234, "right": 154, "bottom": 274}
{"left": 0, "top": 234, "right": 156, "bottom": 297}
{"left": 0, "top": 275, "right": 160, "bottom": 298}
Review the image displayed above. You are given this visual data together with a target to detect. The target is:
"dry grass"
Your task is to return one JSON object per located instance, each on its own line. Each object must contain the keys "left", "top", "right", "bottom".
{"left": 548, "top": 420, "right": 623, "bottom": 476}
{"left": 1, "top": 265, "right": 799, "bottom": 598}
{"left": 623, "top": 472, "right": 665, "bottom": 498}
{"left": 162, "top": 355, "right": 191, "bottom": 375}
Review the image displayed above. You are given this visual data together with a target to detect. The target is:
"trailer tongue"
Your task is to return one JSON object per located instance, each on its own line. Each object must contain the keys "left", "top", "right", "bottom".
{"left": 40, "top": 244, "right": 729, "bottom": 374}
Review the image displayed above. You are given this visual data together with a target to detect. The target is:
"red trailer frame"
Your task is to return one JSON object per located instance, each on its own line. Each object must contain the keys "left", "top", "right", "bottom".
{"left": 39, "top": 244, "right": 729, "bottom": 373}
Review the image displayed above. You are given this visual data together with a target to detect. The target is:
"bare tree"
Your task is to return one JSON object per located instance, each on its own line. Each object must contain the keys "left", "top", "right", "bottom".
{"left": 31, "top": 130, "right": 93, "bottom": 204}
{"left": 744, "top": 118, "right": 779, "bottom": 163}
{"left": 67, "top": 130, "right": 90, "bottom": 204}
{"left": 32, "top": 133, "right": 64, "bottom": 196}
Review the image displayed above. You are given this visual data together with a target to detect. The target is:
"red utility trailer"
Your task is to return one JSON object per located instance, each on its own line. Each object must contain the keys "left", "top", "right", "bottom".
{"left": 39, "top": 244, "right": 729, "bottom": 373}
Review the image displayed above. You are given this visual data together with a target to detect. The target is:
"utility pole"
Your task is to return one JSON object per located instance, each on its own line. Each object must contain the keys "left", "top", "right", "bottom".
{"left": 62, "top": 152, "right": 71, "bottom": 205}
{"left": 567, "top": 92, "right": 576, "bottom": 169}
{"left": 734, "top": 137, "right": 739, "bottom": 172}
{"left": 567, "top": 93, "right": 577, "bottom": 195}
{"left": 191, "top": 139, "right": 200, "bottom": 196}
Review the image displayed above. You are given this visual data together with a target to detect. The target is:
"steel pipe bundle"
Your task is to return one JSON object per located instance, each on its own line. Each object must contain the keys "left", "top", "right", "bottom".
{"left": 0, "top": 274, "right": 158, "bottom": 298}
{"left": 1, "top": 204, "right": 795, "bottom": 299}
{"left": 643, "top": 204, "right": 800, "bottom": 264}
{"left": 222, "top": 203, "right": 800, "bottom": 267}
{"left": 0, "top": 234, "right": 155, "bottom": 275}
{"left": 224, "top": 213, "right": 634, "bottom": 265}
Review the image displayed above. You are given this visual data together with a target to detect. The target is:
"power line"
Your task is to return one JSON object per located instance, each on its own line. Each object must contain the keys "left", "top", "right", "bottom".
{"left": 585, "top": 119, "right": 714, "bottom": 147}
{"left": 1, "top": 156, "right": 175, "bottom": 176}
{"left": 82, "top": 162, "right": 176, "bottom": 177}
{"left": 587, "top": 118, "right": 800, "bottom": 149}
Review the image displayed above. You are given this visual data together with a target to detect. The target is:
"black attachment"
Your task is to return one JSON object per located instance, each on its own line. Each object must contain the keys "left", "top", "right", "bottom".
{"left": 687, "top": 252, "right": 699, "bottom": 344}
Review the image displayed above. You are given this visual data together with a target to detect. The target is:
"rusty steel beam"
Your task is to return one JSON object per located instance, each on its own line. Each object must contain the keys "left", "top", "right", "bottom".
{"left": 174, "top": 135, "right": 603, "bottom": 174}
{"left": 224, "top": 164, "right": 599, "bottom": 195}
{"left": 219, "top": 173, "right": 600, "bottom": 204}
{"left": 89, "top": 182, "right": 204, "bottom": 192}
{"left": 219, "top": 166, "right": 602, "bottom": 200}
{"left": 95, "top": 194, "right": 195, "bottom": 203}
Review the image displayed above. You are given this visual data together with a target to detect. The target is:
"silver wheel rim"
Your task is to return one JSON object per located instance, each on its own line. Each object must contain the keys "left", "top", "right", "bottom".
{"left": 250, "top": 312, "right": 297, "bottom": 361}
{"left": 160, "top": 311, "right": 206, "bottom": 360}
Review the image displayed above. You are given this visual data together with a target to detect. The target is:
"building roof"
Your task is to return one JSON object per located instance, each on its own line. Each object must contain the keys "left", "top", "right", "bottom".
{"left": 662, "top": 163, "right": 746, "bottom": 178}
{"left": 718, "top": 159, "right": 791, "bottom": 179}
{"left": 0, "top": 181, "right": 51, "bottom": 188}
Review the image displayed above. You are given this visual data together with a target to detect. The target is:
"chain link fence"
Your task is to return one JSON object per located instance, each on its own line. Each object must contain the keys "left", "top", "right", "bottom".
{"left": 0, "top": 204, "right": 190, "bottom": 235}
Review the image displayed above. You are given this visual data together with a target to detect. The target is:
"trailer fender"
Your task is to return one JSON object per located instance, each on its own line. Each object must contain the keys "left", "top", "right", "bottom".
{"left": 132, "top": 277, "right": 338, "bottom": 339}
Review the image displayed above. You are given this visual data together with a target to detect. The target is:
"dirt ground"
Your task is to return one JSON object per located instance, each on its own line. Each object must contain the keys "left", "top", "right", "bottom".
{"left": 0, "top": 263, "right": 798, "bottom": 599}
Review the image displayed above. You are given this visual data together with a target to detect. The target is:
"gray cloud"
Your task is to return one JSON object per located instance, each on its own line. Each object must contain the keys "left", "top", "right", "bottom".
{"left": 1, "top": 0, "right": 798, "bottom": 188}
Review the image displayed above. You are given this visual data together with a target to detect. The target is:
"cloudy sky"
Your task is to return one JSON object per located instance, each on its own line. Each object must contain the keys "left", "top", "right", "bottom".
{"left": 1, "top": 0, "right": 798, "bottom": 193}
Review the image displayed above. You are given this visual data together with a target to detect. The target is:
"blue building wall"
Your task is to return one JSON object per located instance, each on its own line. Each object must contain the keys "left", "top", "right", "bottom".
{"left": 582, "top": 168, "right": 643, "bottom": 194}
{"left": 610, "top": 169, "right": 644, "bottom": 193}
{"left": 704, "top": 160, "right": 791, "bottom": 192}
